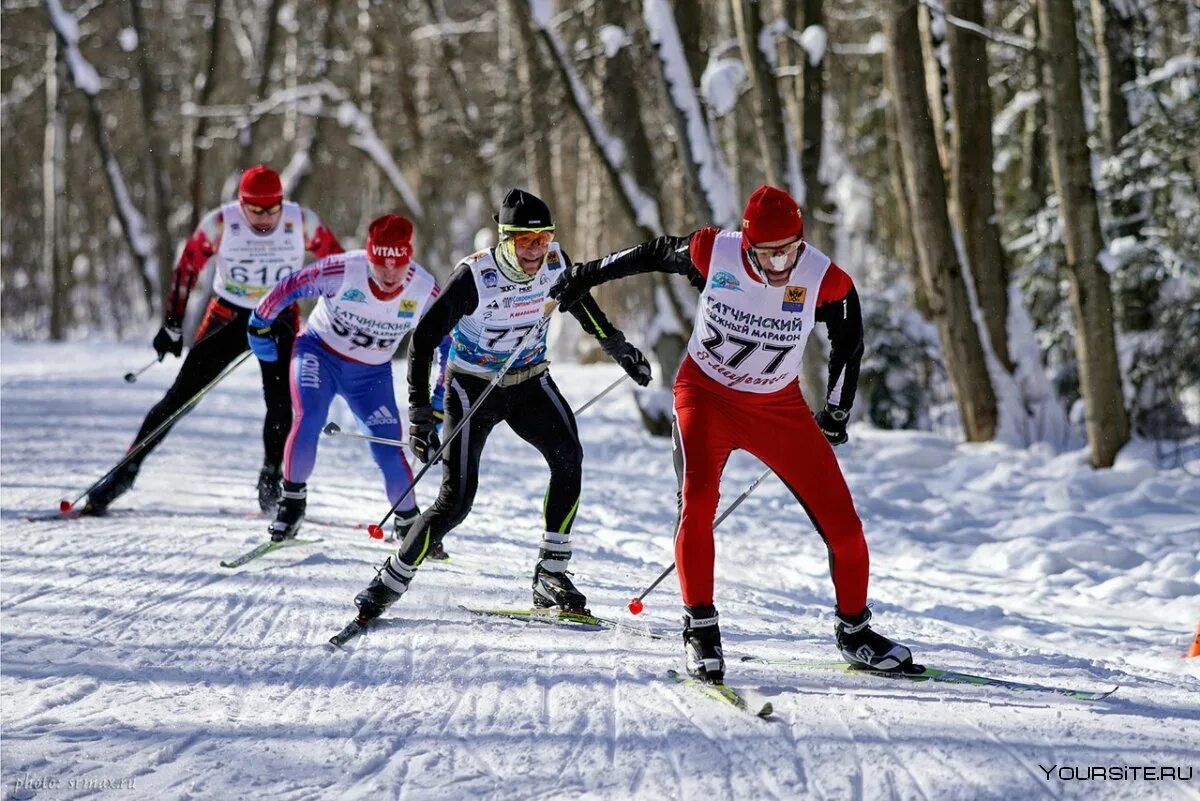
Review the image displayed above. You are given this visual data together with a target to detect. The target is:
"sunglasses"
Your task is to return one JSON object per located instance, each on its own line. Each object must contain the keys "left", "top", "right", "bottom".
{"left": 500, "top": 225, "right": 555, "bottom": 249}
{"left": 242, "top": 201, "right": 282, "bottom": 215}
{"left": 747, "top": 236, "right": 803, "bottom": 260}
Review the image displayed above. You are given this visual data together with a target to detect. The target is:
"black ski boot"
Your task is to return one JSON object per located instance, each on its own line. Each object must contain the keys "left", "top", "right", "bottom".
{"left": 269, "top": 481, "right": 306, "bottom": 542}
{"left": 682, "top": 604, "right": 725, "bottom": 683}
{"left": 353, "top": 557, "right": 416, "bottom": 622}
{"left": 532, "top": 563, "right": 588, "bottom": 613}
{"left": 257, "top": 463, "right": 283, "bottom": 514}
{"left": 835, "top": 608, "right": 914, "bottom": 671}
{"left": 81, "top": 464, "right": 138, "bottom": 516}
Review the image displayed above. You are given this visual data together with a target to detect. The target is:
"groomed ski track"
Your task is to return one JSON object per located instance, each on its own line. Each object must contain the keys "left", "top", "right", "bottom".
{"left": 3, "top": 341, "right": 1198, "bottom": 800}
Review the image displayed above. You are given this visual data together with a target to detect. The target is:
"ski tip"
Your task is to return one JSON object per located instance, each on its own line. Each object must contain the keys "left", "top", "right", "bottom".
{"left": 757, "top": 702, "right": 774, "bottom": 718}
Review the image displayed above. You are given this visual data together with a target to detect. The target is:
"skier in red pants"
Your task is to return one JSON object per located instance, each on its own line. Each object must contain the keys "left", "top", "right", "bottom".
{"left": 550, "top": 185, "right": 914, "bottom": 683}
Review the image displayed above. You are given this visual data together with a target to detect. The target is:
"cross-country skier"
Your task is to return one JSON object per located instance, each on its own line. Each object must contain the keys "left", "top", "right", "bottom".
{"left": 548, "top": 185, "right": 914, "bottom": 682}
{"left": 82, "top": 165, "right": 343, "bottom": 516}
{"left": 350, "top": 188, "right": 653, "bottom": 623}
{"left": 248, "top": 213, "right": 448, "bottom": 544}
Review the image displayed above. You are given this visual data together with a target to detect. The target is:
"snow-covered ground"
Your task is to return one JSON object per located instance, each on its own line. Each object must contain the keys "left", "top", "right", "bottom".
{"left": 2, "top": 341, "right": 1198, "bottom": 801}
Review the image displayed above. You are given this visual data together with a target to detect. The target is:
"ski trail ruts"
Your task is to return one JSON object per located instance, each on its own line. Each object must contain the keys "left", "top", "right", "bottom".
{"left": 839, "top": 692, "right": 940, "bottom": 801}
{"left": 86, "top": 569, "right": 228, "bottom": 638}
{"left": 963, "top": 716, "right": 1063, "bottom": 801}
{"left": 653, "top": 678, "right": 791, "bottom": 801}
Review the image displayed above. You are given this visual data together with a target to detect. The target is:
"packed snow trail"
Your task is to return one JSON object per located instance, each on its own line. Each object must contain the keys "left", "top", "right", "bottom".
{"left": 2, "top": 342, "right": 1198, "bottom": 800}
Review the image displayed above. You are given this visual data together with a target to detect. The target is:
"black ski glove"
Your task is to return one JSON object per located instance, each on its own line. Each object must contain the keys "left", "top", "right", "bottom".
{"left": 153, "top": 317, "right": 183, "bottom": 359}
{"left": 601, "top": 333, "right": 653, "bottom": 387}
{"left": 548, "top": 270, "right": 587, "bottom": 311}
{"left": 408, "top": 403, "right": 441, "bottom": 464}
{"left": 815, "top": 405, "right": 850, "bottom": 446}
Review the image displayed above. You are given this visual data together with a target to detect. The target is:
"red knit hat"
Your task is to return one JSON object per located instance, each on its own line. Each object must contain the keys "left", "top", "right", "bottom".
{"left": 366, "top": 213, "right": 414, "bottom": 267}
{"left": 741, "top": 185, "right": 803, "bottom": 246}
{"left": 238, "top": 165, "right": 283, "bottom": 206}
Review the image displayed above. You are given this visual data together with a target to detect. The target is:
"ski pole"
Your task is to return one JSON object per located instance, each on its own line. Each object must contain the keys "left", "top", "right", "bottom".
{"left": 322, "top": 374, "right": 630, "bottom": 450}
{"left": 627, "top": 466, "right": 773, "bottom": 615}
{"left": 322, "top": 421, "right": 412, "bottom": 448}
{"left": 573, "top": 373, "right": 630, "bottom": 416}
{"left": 60, "top": 351, "right": 254, "bottom": 514}
{"left": 366, "top": 303, "right": 559, "bottom": 539}
{"left": 124, "top": 355, "right": 164, "bottom": 384}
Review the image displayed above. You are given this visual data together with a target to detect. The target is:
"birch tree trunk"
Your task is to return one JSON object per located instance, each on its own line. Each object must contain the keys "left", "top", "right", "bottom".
{"left": 1038, "top": 0, "right": 1130, "bottom": 467}
{"left": 944, "top": 0, "right": 1013, "bottom": 371}
{"left": 884, "top": 0, "right": 998, "bottom": 441}
{"left": 731, "top": 0, "right": 789, "bottom": 189}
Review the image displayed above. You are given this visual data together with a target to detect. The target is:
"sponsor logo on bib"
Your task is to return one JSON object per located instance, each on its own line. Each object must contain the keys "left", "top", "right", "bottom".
{"left": 482, "top": 268, "right": 499, "bottom": 288}
{"left": 341, "top": 288, "right": 367, "bottom": 303}
{"left": 782, "top": 285, "right": 807, "bottom": 312}
{"left": 397, "top": 299, "right": 418, "bottom": 318}
{"left": 710, "top": 271, "right": 743, "bottom": 292}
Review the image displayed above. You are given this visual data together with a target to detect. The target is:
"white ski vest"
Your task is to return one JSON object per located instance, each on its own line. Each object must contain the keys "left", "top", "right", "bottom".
{"left": 212, "top": 200, "right": 307, "bottom": 308}
{"left": 446, "top": 243, "right": 564, "bottom": 376}
{"left": 306, "top": 252, "right": 438, "bottom": 365}
{"left": 685, "top": 231, "right": 831, "bottom": 393}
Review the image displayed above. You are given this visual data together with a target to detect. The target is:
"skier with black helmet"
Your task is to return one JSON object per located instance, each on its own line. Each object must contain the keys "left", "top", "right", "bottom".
{"left": 350, "top": 188, "right": 653, "bottom": 624}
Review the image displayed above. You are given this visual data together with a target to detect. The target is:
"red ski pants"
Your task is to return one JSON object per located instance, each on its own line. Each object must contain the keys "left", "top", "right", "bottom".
{"left": 671, "top": 362, "right": 869, "bottom": 615}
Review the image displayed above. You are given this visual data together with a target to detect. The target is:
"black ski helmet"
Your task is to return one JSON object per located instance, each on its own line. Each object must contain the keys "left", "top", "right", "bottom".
{"left": 494, "top": 188, "right": 554, "bottom": 230}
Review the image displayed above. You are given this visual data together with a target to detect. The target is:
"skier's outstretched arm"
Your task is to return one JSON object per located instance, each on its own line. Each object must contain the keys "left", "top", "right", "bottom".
{"left": 550, "top": 228, "right": 720, "bottom": 308}
{"left": 558, "top": 250, "right": 653, "bottom": 386}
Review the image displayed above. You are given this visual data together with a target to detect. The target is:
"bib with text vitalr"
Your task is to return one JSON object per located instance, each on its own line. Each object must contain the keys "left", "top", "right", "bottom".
{"left": 306, "top": 252, "right": 438, "bottom": 365}
{"left": 446, "top": 244, "right": 564, "bottom": 376}
{"left": 685, "top": 231, "right": 831, "bottom": 393}
{"left": 212, "top": 201, "right": 307, "bottom": 308}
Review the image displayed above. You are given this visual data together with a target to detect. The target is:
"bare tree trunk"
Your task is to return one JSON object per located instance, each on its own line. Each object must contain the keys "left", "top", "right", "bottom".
{"left": 1021, "top": 10, "right": 1048, "bottom": 217}
{"left": 780, "top": 0, "right": 828, "bottom": 228}
{"left": 884, "top": 0, "right": 997, "bottom": 441}
{"left": 128, "top": 0, "right": 174, "bottom": 298}
{"left": 45, "top": 0, "right": 158, "bottom": 312}
{"left": 644, "top": 0, "right": 732, "bottom": 228}
{"left": 511, "top": 0, "right": 558, "bottom": 212}
{"left": 237, "top": 0, "right": 285, "bottom": 164}
{"left": 918, "top": 2, "right": 950, "bottom": 170}
{"left": 1038, "top": 0, "right": 1130, "bottom": 467}
{"left": 424, "top": 0, "right": 495, "bottom": 199}
{"left": 1089, "top": 0, "right": 1142, "bottom": 240}
{"left": 44, "top": 32, "right": 69, "bottom": 340}
{"left": 517, "top": 0, "right": 662, "bottom": 239}
{"left": 284, "top": 0, "right": 338, "bottom": 199}
{"left": 945, "top": 0, "right": 1013, "bottom": 371}
{"left": 731, "top": 0, "right": 789, "bottom": 188}
{"left": 190, "top": 0, "right": 224, "bottom": 230}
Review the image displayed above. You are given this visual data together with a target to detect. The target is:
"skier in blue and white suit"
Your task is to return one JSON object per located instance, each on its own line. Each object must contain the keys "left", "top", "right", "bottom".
{"left": 248, "top": 213, "right": 448, "bottom": 544}
{"left": 351, "top": 188, "right": 654, "bottom": 624}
